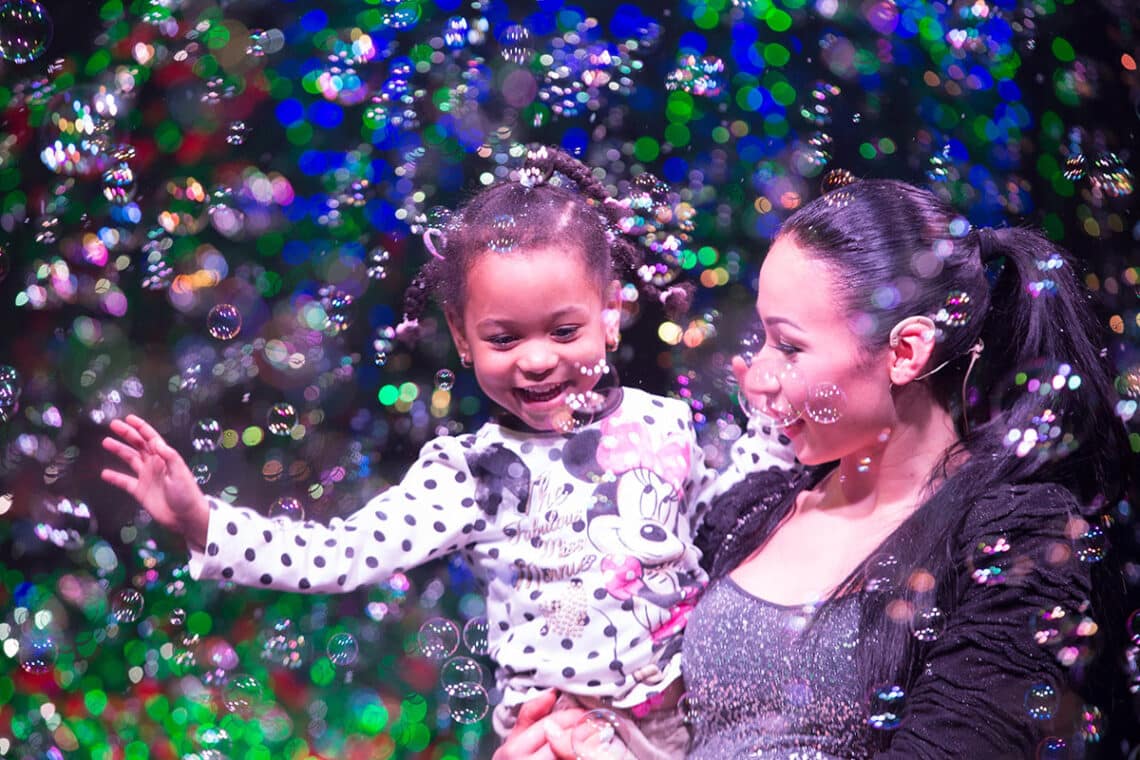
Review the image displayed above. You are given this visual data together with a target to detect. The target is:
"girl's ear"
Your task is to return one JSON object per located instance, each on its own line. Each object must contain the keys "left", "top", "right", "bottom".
{"left": 603, "top": 279, "right": 622, "bottom": 344}
{"left": 444, "top": 309, "right": 470, "bottom": 359}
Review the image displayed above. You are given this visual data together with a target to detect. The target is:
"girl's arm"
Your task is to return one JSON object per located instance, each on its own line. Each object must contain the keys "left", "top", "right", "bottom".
{"left": 186, "top": 434, "right": 485, "bottom": 593}
{"left": 876, "top": 483, "right": 1093, "bottom": 758}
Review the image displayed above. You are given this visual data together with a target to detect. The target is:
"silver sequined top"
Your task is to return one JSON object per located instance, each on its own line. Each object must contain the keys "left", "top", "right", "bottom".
{"left": 682, "top": 577, "right": 869, "bottom": 759}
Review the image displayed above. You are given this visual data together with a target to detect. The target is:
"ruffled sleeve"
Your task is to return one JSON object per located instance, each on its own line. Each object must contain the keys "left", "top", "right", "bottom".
{"left": 879, "top": 483, "right": 1092, "bottom": 758}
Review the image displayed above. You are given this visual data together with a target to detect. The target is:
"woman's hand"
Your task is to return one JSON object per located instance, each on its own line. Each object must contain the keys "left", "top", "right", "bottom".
{"left": 492, "top": 691, "right": 584, "bottom": 760}
{"left": 101, "top": 414, "right": 210, "bottom": 549}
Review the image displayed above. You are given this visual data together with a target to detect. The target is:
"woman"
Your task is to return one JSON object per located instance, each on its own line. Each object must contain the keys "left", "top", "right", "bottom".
{"left": 496, "top": 179, "right": 1127, "bottom": 758}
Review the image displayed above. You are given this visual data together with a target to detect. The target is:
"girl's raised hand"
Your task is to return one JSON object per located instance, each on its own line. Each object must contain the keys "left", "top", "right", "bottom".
{"left": 101, "top": 414, "right": 209, "bottom": 549}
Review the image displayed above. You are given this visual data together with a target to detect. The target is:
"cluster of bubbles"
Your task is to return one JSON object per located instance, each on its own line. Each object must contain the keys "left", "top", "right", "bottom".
{"left": 416, "top": 616, "right": 491, "bottom": 724}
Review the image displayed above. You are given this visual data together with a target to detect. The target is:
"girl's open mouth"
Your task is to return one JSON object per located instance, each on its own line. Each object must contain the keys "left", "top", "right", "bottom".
{"left": 514, "top": 382, "right": 569, "bottom": 404}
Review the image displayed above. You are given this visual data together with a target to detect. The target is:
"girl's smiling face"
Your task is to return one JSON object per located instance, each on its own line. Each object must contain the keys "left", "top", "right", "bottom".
{"left": 446, "top": 244, "right": 619, "bottom": 431}
{"left": 743, "top": 235, "right": 897, "bottom": 465}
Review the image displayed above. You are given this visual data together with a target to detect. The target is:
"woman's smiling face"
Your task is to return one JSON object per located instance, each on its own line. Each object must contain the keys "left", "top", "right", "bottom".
{"left": 743, "top": 234, "right": 897, "bottom": 465}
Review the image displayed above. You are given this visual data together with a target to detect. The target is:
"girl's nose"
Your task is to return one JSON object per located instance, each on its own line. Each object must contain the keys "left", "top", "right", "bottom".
{"left": 517, "top": 342, "right": 557, "bottom": 375}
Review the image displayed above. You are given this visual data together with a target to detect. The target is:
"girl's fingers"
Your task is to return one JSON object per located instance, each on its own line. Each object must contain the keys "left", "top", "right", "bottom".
{"left": 543, "top": 718, "right": 580, "bottom": 760}
{"left": 492, "top": 721, "right": 557, "bottom": 760}
{"left": 102, "top": 437, "right": 142, "bottom": 470}
{"left": 109, "top": 418, "right": 148, "bottom": 449}
{"left": 126, "top": 415, "right": 165, "bottom": 446}
{"left": 100, "top": 468, "right": 138, "bottom": 494}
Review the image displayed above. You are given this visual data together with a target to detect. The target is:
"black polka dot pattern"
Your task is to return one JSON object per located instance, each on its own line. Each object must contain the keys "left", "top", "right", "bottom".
{"left": 185, "top": 389, "right": 795, "bottom": 709}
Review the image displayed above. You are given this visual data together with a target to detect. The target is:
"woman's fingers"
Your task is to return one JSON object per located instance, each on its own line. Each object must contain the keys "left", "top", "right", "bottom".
{"left": 100, "top": 468, "right": 138, "bottom": 495}
{"left": 543, "top": 716, "right": 581, "bottom": 760}
{"left": 515, "top": 690, "right": 558, "bottom": 731}
{"left": 491, "top": 721, "right": 558, "bottom": 760}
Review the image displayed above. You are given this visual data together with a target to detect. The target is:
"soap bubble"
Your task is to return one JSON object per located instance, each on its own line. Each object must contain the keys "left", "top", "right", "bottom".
{"left": 910, "top": 607, "right": 947, "bottom": 643}
{"left": 417, "top": 617, "right": 460, "bottom": 660}
{"left": 435, "top": 369, "right": 455, "bottom": 391}
{"left": 462, "top": 616, "right": 489, "bottom": 656}
{"left": 18, "top": 630, "right": 57, "bottom": 674}
{"left": 259, "top": 618, "right": 310, "bottom": 669}
{"left": 1024, "top": 683, "right": 1057, "bottom": 720}
{"left": 968, "top": 535, "right": 1013, "bottom": 586}
{"left": 1036, "top": 736, "right": 1068, "bottom": 760}
{"left": 267, "top": 402, "right": 297, "bottom": 436}
{"left": 268, "top": 497, "right": 304, "bottom": 521}
{"left": 0, "top": 0, "right": 52, "bottom": 64}
{"left": 326, "top": 632, "right": 358, "bottom": 667}
{"left": 737, "top": 359, "right": 805, "bottom": 427}
{"left": 444, "top": 16, "right": 468, "bottom": 49}
{"left": 33, "top": 496, "right": 94, "bottom": 550}
{"left": 110, "top": 587, "right": 144, "bottom": 623}
{"left": 805, "top": 382, "right": 848, "bottom": 424}
{"left": 866, "top": 684, "right": 905, "bottom": 730}
{"left": 440, "top": 656, "right": 484, "bottom": 695}
{"left": 101, "top": 163, "right": 135, "bottom": 204}
{"left": 447, "top": 681, "right": 489, "bottom": 724}
{"left": 191, "top": 418, "right": 222, "bottom": 452}
{"left": 207, "top": 304, "right": 242, "bottom": 340}
{"left": 863, "top": 553, "right": 900, "bottom": 594}
{"left": 40, "top": 86, "right": 123, "bottom": 176}
{"left": 500, "top": 24, "right": 533, "bottom": 65}
{"left": 222, "top": 674, "right": 268, "bottom": 718}
{"left": 571, "top": 709, "right": 625, "bottom": 759}
{"left": 1074, "top": 524, "right": 1106, "bottom": 563}
{"left": 367, "top": 247, "right": 390, "bottom": 279}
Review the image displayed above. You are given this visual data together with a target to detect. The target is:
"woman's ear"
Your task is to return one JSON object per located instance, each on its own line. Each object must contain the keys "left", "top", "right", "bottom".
{"left": 445, "top": 309, "right": 471, "bottom": 362}
{"left": 887, "top": 316, "right": 938, "bottom": 386}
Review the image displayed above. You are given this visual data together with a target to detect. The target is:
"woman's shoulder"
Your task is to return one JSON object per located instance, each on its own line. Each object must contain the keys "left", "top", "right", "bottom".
{"left": 960, "top": 480, "right": 1080, "bottom": 528}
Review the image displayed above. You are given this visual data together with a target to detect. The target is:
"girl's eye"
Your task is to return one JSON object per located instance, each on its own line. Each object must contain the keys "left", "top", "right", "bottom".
{"left": 776, "top": 342, "right": 801, "bottom": 356}
{"left": 552, "top": 325, "right": 580, "bottom": 340}
{"left": 487, "top": 335, "right": 518, "bottom": 347}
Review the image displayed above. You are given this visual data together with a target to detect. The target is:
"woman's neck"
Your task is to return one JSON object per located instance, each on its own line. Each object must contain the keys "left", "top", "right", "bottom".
{"left": 815, "top": 395, "right": 961, "bottom": 519}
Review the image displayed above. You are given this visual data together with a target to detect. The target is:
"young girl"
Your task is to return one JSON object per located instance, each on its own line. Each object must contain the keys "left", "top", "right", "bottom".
{"left": 101, "top": 145, "right": 794, "bottom": 758}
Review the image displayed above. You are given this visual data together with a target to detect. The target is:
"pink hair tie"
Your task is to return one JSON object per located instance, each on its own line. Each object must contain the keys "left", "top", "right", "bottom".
{"left": 423, "top": 228, "right": 445, "bottom": 260}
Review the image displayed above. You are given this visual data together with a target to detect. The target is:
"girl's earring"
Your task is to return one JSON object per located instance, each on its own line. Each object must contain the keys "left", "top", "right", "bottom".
{"left": 605, "top": 335, "right": 620, "bottom": 352}
{"left": 460, "top": 354, "right": 472, "bottom": 369}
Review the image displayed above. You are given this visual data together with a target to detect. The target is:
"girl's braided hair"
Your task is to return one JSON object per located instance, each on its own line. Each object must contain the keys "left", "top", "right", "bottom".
{"left": 397, "top": 145, "right": 693, "bottom": 339}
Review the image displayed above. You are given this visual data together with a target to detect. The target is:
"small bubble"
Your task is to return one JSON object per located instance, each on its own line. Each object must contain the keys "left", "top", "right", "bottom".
{"left": 0, "top": 0, "right": 52, "bottom": 64}
{"left": 821, "top": 168, "right": 857, "bottom": 193}
{"left": 225, "top": 120, "right": 249, "bottom": 145}
{"left": 268, "top": 497, "right": 304, "bottom": 521}
{"left": 863, "top": 553, "right": 899, "bottom": 594}
{"left": 462, "top": 616, "right": 489, "bottom": 656}
{"left": 440, "top": 656, "right": 484, "bottom": 695}
{"left": 737, "top": 359, "right": 805, "bottom": 428}
{"left": 969, "top": 535, "right": 1012, "bottom": 586}
{"left": 1024, "top": 683, "right": 1057, "bottom": 720}
{"left": 169, "top": 608, "right": 186, "bottom": 627}
{"left": 18, "top": 630, "right": 57, "bottom": 674}
{"left": 266, "top": 402, "right": 297, "bottom": 436}
{"left": 571, "top": 708, "right": 624, "bottom": 758}
{"left": 367, "top": 247, "right": 390, "bottom": 279}
{"left": 499, "top": 24, "right": 532, "bottom": 65}
{"left": 191, "top": 418, "right": 222, "bottom": 452}
{"left": 1075, "top": 524, "right": 1106, "bottom": 563}
{"left": 866, "top": 684, "right": 904, "bottom": 730}
{"left": 101, "top": 163, "right": 135, "bottom": 205}
{"left": 1036, "top": 736, "right": 1068, "bottom": 760}
{"left": 417, "top": 617, "right": 460, "bottom": 660}
{"left": 326, "top": 632, "right": 358, "bottom": 667}
{"left": 447, "top": 681, "right": 489, "bottom": 724}
{"left": 910, "top": 607, "right": 947, "bottom": 642}
{"left": 110, "top": 587, "right": 144, "bottom": 623}
{"left": 207, "top": 303, "right": 242, "bottom": 340}
{"left": 222, "top": 674, "right": 267, "bottom": 718}
{"left": 435, "top": 369, "right": 455, "bottom": 391}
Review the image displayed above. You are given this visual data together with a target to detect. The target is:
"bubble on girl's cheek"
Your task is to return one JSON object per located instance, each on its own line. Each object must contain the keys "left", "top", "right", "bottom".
{"left": 805, "top": 382, "right": 847, "bottom": 424}
{"left": 856, "top": 456, "right": 872, "bottom": 473}
{"left": 207, "top": 303, "right": 242, "bottom": 340}
{"left": 866, "top": 684, "right": 904, "bottom": 730}
{"left": 572, "top": 708, "right": 625, "bottom": 758}
{"left": 738, "top": 359, "right": 805, "bottom": 428}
